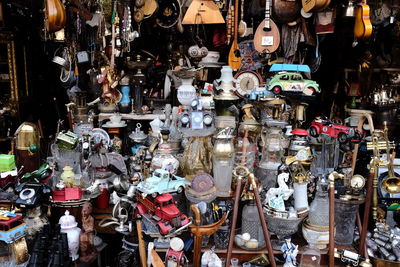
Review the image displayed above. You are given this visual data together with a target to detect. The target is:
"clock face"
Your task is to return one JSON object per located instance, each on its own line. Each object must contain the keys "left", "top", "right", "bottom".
{"left": 235, "top": 71, "right": 262, "bottom": 96}
{"left": 350, "top": 175, "right": 366, "bottom": 190}
{"left": 296, "top": 149, "right": 310, "bottom": 161}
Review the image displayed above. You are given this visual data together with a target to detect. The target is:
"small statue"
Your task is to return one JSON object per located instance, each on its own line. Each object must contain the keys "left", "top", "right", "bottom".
{"left": 265, "top": 172, "right": 294, "bottom": 211}
{"left": 242, "top": 104, "right": 256, "bottom": 121}
{"left": 281, "top": 236, "right": 298, "bottom": 267}
{"left": 79, "top": 202, "right": 97, "bottom": 263}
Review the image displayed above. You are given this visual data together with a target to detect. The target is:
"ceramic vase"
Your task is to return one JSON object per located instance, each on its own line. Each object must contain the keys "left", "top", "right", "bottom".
{"left": 177, "top": 77, "right": 197, "bottom": 106}
{"left": 59, "top": 210, "right": 81, "bottom": 261}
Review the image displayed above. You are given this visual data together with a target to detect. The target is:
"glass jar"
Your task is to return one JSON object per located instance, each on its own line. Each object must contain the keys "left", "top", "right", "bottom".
{"left": 234, "top": 137, "right": 256, "bottom": 172}
{"left": 241, "top": 200, "right": 265, "bottom": 248}
{"left": 256, "top": 127, "right": 285, "bottom": 190}
{"left": 213, "top": 131, "right": 235, "bottom": 197}
{"left": 309, "top": 177, "right": 329, "bottom": 226}
{"left": 334, "top": 198, "right": 363, "bottom": 246}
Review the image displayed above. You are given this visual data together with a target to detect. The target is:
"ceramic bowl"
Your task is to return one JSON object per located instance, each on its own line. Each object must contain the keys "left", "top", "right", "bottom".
{"left": 109, "top": 114, "right": 122, "bottom": 124}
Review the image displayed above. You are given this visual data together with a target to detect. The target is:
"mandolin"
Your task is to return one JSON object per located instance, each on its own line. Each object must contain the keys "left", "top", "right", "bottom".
{"left": 45, "top": 0, "right": 67, "bottom": 32}
{"left": 272, "top": 0, "right": 301, "bottom": 24}
{"left": 228, "top": 0, "right": 241, "bottom": 70}
{"left": 253, "top": 0, "right": 280, "bottom": 53}
{"left": 354, "top": 0, "right": 373, "bottom": 39}
{"left": 301, "top": 0, "right": 330, "bottom": 13}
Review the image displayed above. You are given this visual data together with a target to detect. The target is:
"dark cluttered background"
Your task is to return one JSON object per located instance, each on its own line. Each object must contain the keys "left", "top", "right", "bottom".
{"left": 1, "top": 0, "right": 400, "bottom": 151}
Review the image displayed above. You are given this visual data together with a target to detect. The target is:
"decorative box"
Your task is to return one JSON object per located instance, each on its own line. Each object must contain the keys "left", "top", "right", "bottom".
{"left": 56, "top": 131, "right": 79, "bottom": 151}
{"left": 0, "top": 154, "right": 15, "bottom": 172}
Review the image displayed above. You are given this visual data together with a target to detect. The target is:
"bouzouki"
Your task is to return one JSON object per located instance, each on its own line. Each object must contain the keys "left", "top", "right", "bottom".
{"left": 272, "top": 0, "right": 301, "bottom": 24}
{"left": 354, "top": 0, "right": 373, "bottom": 39}
{"left": 253, "top": 0, "right": 280, "bottom": 53}
{"left": 301, "top": 0, "right": 330, "bottom": 13}
{"left": 45, "top": 0, "right": 67, "bottom": 32}
{"left": 228, "top": 0, "right": 241, "bottom": 70}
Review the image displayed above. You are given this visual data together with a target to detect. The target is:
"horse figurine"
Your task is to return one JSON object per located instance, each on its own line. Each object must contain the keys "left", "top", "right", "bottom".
{"left": 265, "top": 172, "right": 294, "bottom": 211}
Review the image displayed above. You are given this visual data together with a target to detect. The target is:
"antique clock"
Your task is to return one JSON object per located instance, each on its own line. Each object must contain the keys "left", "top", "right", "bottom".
{"left": 234, "top": 70, "right": 263, "bottom": 97}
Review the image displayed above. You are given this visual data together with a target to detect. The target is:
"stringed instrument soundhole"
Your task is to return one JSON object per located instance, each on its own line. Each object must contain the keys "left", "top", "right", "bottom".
{"left": 263, "top": 26, "right": 272, "bottom": 32}
{"left": 234, "top": 49, "right": 241, "bottom": 57}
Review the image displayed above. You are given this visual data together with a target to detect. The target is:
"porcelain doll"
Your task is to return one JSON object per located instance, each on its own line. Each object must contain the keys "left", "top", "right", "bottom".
{"left": 281, "top": 236, "right": 298, "bottom": 267}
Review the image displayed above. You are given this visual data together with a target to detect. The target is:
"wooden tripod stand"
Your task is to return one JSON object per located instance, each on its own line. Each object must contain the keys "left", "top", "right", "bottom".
{"left": 226, "top": 166, "right": 276, "bottom": 267}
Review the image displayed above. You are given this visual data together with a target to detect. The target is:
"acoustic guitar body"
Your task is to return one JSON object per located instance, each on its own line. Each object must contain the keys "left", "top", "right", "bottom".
{"left": 45, "top": 0, "right": 67, "bottom": 32}
{"left": 301, "top": 0, "right": 330, "bottom": 13}
{"left": 354, "top": 4, "right": 373, "bottom": 39}
{"left": 272, "top": 0, "right": 300, "bottom": 23}
{"left": 228, "top": 41, "right": 241, "bottom": 70}
{"left": 254, "top": 19, "right": 280, "bottom": 53}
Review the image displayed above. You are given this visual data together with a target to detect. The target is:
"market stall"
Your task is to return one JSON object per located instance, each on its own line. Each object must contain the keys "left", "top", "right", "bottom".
{"left": 1, "top": 0, "right": 400, "bottom": 266}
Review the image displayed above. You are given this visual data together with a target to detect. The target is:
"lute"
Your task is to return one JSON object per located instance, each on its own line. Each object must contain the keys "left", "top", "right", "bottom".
{"left": 45, "top": 0, "right": 67, "bottom": 32}
{"left": 254, "top": 0, "right": 280, "bottom": 53}
{"left": 228, "top": 0, "right": 241, "bottom": 70}
{"left": 272, "top": 0, "right": 301, "bottom": 24}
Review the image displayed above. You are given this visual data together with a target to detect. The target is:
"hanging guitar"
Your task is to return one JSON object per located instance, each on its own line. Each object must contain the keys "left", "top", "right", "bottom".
{"left": 354, "top": 0, "right": 373, "bottom": 39}
{"left": 228, "top": 0, "right": 241, "bottom": 70}
{"left": 253, "top": 0, "right": 280, "bottom": 53}
{"left": 44, "top": 0, "right": 67, "bottom": 32}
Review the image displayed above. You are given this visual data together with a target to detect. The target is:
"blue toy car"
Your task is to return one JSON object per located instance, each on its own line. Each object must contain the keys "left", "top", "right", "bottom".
{"left": 137, "top": 169, "right": 189, "bottom": 198}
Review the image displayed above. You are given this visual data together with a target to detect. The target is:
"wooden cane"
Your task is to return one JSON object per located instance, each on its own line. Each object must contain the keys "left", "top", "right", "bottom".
{"left": 356, "top": 212, "right": 369, "bottom": 259}
{"left": 329, "top": 174, "right": 335, "bottom": 267}
{"left": 136, "top": 220, "right": 147, "bottom": 267}
{"left": 226, "top": 172, "right": 244, "bottom": 266}
{"left": 351, "top": 114, "right": 375, "bottom": 177}
{"left": 249, "top": 173, "right": 276, "bottom": 267}
{"left": 359, "top": 169, "right": 375, "bottom": 257}
{"left": 189, "top": 205, "right": 227, "bottom": 267}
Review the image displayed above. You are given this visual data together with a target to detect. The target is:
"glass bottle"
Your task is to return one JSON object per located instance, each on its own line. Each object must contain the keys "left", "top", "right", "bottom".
{"left": 255, "top": 127, "right": 284, "bottom": 190}
{"left": 309, "top": 177, "right": 329, "bottom": 226}
{"left": 241, "top": 200, "right": 265, "bottom": 248}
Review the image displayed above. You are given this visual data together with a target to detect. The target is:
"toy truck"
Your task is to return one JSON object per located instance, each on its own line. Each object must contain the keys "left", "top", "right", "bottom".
{"left": 0, "top": 215, "right": 26, "bottom": 244}
{"left": 135, "top": 193, "right": 190, "bottom": 235}
{"left": 136, "top": 168, "right": 189, "bottom": 198}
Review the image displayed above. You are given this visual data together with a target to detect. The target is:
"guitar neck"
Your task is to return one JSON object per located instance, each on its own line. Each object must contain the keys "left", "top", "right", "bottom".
{"left": 264, "top": 0, "right": 271, "bottom": 30}
{"left": 233, "top": 0, "right": 239, "bottom": 42}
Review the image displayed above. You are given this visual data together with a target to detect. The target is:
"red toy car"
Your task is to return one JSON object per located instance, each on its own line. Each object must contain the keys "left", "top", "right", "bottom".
{"left": 135, "top": 193, "right": 190, "bottom": 235}
{"left": 309, "top": 117, "right": 362, "bottom": 143}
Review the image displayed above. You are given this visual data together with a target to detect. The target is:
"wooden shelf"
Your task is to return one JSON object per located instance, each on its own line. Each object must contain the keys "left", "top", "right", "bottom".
{"left": 98, "top": 112, "right": 166, "bottom": 122}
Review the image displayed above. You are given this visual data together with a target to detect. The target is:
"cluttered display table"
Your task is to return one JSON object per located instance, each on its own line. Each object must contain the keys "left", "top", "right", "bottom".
{"left": 3, "top": 0, "right": 400, "bottom": 264}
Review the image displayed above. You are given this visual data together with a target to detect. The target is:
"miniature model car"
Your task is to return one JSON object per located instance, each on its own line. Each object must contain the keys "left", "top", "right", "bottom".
{"left": 135, "top": 193, "right": 191, "bottom": 235}
{"left": 136, "top": 169, "right": 189, "bottom": 198}
{"left": 309, "top": 117, "right": 362, "bottom": 143}
{"left": 0, "top": 215, "right": 26, "bottom": 244}
{"left": 268, "top": 72, "right": 320, "bottom": 96}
